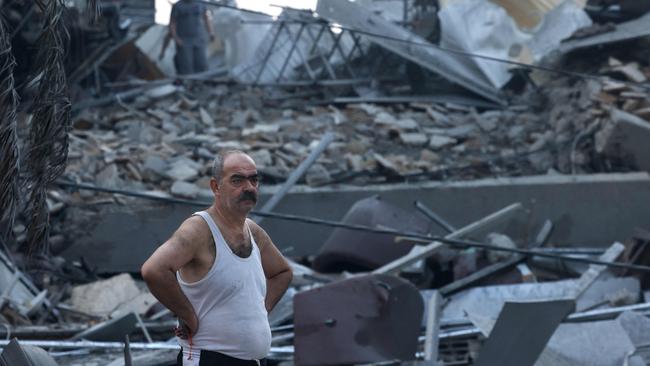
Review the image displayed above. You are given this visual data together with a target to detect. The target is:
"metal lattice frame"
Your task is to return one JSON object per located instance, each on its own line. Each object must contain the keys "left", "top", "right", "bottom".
{"left": 242, "top": 10, "right": 369, "bottom": 85}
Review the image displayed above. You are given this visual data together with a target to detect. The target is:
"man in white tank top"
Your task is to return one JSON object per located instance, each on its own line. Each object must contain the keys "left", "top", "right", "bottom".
{"left": 141, "top": 150, "right": 293, "bottom": 365}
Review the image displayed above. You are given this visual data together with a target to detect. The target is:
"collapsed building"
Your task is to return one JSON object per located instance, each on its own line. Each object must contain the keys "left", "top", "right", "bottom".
{"left": 1, "top": 0, "right": 650, "bottom": 365}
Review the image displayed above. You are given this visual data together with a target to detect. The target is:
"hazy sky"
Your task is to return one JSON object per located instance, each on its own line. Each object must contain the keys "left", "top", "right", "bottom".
{"left": 155, "top": 0, "right": 318, "bottom": 24}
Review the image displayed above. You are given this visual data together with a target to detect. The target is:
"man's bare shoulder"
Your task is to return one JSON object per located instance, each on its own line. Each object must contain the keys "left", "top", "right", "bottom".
{"left": 171, "top": 215, "right": 211, "bottom": 248}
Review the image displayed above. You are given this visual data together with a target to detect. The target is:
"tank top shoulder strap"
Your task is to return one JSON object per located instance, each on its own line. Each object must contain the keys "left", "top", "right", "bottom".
{"left": 246, "top": 222, "right": 263, "bottom": 261}
{"left": 193, "top": 211, "right": 227, "bottom": 252}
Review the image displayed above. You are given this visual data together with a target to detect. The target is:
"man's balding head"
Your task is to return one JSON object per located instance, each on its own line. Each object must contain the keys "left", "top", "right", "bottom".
{"left": 212, "top": 150, "right": 254, "bottom": 181}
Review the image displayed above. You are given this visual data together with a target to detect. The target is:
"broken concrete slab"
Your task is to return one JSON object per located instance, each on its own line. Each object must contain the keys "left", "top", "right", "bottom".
{"left": 617, "top": 311, "right": 650, "bottom": 348}
{"left": 595, "top": 109, "right": 650, "bottom": 173}
{"left": 69, "top": 274, "right": 142, "bottom": 317}
{"left": 441, "top": 276, "right": 640, "bottom": 320}
{"left": 70, "top": 312, "right": 138, "bottom": 342}
{"left": 613, "top": 63, "right": 647, "bottom": 83}
{"left": 61, "top": 172, "right": 650, "bottom": 272}
{"left": 537, "top": 316, "right": 637, "bottom": 366}
{"left": 474, "top": 299, "right": 575, "bottom": 366}
{"left": 0, "top": 338, "right": 58, "bottom": 366}
{"left": 559, "top": 12, "right": 650, "bottom": 53}
{"left": 574, "top": 276, "right": 640, "bottom": 312}
{"left": 110, "top": 291, "right": 158, "bottom": 319}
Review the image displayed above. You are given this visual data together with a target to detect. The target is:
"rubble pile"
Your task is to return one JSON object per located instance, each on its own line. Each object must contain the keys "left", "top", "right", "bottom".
{"left": 60, "top": 57, "right": 650, "bottom": 204}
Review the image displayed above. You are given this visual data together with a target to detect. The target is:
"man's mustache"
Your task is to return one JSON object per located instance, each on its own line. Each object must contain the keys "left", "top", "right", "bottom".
{"left": 238, "top": 191, "right": 257, "bottom": 203}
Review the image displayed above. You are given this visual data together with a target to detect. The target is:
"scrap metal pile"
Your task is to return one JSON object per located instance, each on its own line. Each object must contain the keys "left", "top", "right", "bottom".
{"left": 1, "top": 0, "right": 650, "bottom": 365}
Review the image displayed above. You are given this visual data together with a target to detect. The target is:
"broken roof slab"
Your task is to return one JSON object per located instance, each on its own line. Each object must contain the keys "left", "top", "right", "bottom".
{"left": 315, "top": 0, "right": 504, "bottom": 105}
{"left": 559, "top": 12, "right": 650, "bottom": 53}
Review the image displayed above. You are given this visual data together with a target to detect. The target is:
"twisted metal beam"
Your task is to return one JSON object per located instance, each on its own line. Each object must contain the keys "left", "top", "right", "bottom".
{"left": 24, "top": 0, "right": 71, "bottom": 256}
{"left": 0, "top": 17, "right": 20, "bottom": 242}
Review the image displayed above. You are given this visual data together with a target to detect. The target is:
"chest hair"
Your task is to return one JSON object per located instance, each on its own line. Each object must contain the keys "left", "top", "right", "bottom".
{"left": 222, "top": 228, "right": 252, "bottom": 258}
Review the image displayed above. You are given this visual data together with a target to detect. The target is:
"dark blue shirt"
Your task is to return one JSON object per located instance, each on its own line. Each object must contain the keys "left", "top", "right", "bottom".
{"left": 171, "top": 0, "right": 208, "bottom": 46}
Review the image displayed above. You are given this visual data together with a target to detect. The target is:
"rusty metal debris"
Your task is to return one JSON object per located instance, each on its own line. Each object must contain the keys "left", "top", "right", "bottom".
{"left": 294, "top": 274, "right": 424, "bottom": 365}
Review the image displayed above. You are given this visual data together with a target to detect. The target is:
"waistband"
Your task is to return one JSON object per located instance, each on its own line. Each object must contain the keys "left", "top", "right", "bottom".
{"left": 178, "top": 348, "right": 265, "bottom": 366}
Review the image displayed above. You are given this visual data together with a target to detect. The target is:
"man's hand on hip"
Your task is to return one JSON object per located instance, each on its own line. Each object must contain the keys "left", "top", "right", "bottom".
{"left": 174, "top": 313, "right": 199, "bottom": 339}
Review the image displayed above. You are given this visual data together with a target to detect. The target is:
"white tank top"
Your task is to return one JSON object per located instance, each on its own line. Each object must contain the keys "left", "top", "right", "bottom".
{"left": 176, "top": 211, "right": 271, "bottom": 360}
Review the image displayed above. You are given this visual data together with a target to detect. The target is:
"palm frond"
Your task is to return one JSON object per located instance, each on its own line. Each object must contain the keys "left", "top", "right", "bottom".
{"left": 87, "top": 0, "right": 101, "bottom": 24}
{"left": 0, "top": 17, "right": 20, "bottom": 242}
{"left": 24, "top": 0, "right": 71, "bottom": 256}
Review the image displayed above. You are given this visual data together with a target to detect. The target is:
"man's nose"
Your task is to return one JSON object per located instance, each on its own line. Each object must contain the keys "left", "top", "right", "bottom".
{"left": 243, "top": 179, "right": 257, "bottom": 190}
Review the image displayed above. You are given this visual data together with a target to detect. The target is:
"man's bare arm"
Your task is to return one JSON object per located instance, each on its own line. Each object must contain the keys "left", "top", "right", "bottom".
{"left": 169, "top": 12, "right": 182, "bottom": 46}
{"left": 141, "top": 217, "right": 204, "bottom": 334}
{"left": 203, "top": 9, "right": 215, "bottom": 41}
{"left": 249, "top": 220, "right": 292, "bottom": 312}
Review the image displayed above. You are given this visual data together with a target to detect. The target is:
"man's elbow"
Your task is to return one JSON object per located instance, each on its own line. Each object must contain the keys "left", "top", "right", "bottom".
{"left": 140, "top": 260, "right": 159, "bottom": 286}
{"left": 282, "top": 266, "right": 293, "bottom": 287}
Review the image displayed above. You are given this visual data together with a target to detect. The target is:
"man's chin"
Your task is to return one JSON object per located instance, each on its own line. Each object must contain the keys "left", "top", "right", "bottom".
{"left": 239, "top": 200, "right": 257, "bottom": 208}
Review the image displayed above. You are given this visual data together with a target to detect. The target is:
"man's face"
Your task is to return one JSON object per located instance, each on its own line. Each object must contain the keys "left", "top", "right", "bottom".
{"left": 214, "top": 153, "right": 259, "bottom": 213}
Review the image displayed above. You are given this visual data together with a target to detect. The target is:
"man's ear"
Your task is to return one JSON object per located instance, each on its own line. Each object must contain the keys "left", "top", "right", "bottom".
{"left": 210, "top": 177, "right": 219, "bottom": 194}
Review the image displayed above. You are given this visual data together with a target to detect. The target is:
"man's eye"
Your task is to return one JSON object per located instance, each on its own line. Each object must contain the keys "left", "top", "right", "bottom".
{"left": 250, "top": 176, "right": 259, "bottom": 184}
{"left": 231, "top": 178, "right": 242, "bottom": 184}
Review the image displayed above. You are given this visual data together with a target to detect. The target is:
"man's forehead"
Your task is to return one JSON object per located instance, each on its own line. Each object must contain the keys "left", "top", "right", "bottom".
{"left": 223, "top": 153, "right": 257, "bottom": 173}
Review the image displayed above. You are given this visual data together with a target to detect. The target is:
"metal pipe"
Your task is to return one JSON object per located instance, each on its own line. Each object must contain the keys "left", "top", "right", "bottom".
{"left": 0, "top": 339, "right": 293, "bottom": 353}
{"left": 424, "top": 291, "right": 443, "bottom": 361}
{"left": 134, "top": 312, "right": 153, "bottom": 343}
{"left": 123, "top": 335, "right": 133, "bottom": 366}
{"left": 414, "top": 201, "right": 456, "bottom": 233}
{"left": 253, "top": 132, "right": 335, "bottom": 223}
{"left": 567, "top": 302, "right": 650, "bottom": 322}
{"left": 374, "top": 203, "right": 523, "bottom": 275}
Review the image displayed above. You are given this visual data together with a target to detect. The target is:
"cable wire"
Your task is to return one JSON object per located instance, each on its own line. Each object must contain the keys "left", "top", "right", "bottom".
{"left": 53, "top": 180, "right": 650, "bottom": 273}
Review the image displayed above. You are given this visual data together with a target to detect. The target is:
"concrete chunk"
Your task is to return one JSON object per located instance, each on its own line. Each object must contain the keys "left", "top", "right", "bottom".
{"left": 400, "top": 133, "right": 429, "bottom": 146}
{"left": 429, "top": 135, "right": 457, "bottom": 150}
{"left": 145, "top": 84, "right": 178, "bottom": 99}
{"left": 170, "top": 181, "right": 201, "bottom": 199}
{"left": 69, "top": 274, "right": 141, "bottom": 317}
{"left": 596, "top": 109, "right": 650, "bottom": 172}
{"left": 199, "top": 108, "right": 214, "bottom": 126}
{"left": 164, "top": 162, "right": 199, "bottom": 182}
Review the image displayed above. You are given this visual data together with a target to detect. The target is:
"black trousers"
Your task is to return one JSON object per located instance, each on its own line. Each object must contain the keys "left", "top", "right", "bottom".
{"left": 176, "top": 348, "right": 267, "bottom": 366}
{"left": 175, "top": 44, "right": 208, "bottom": 75}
